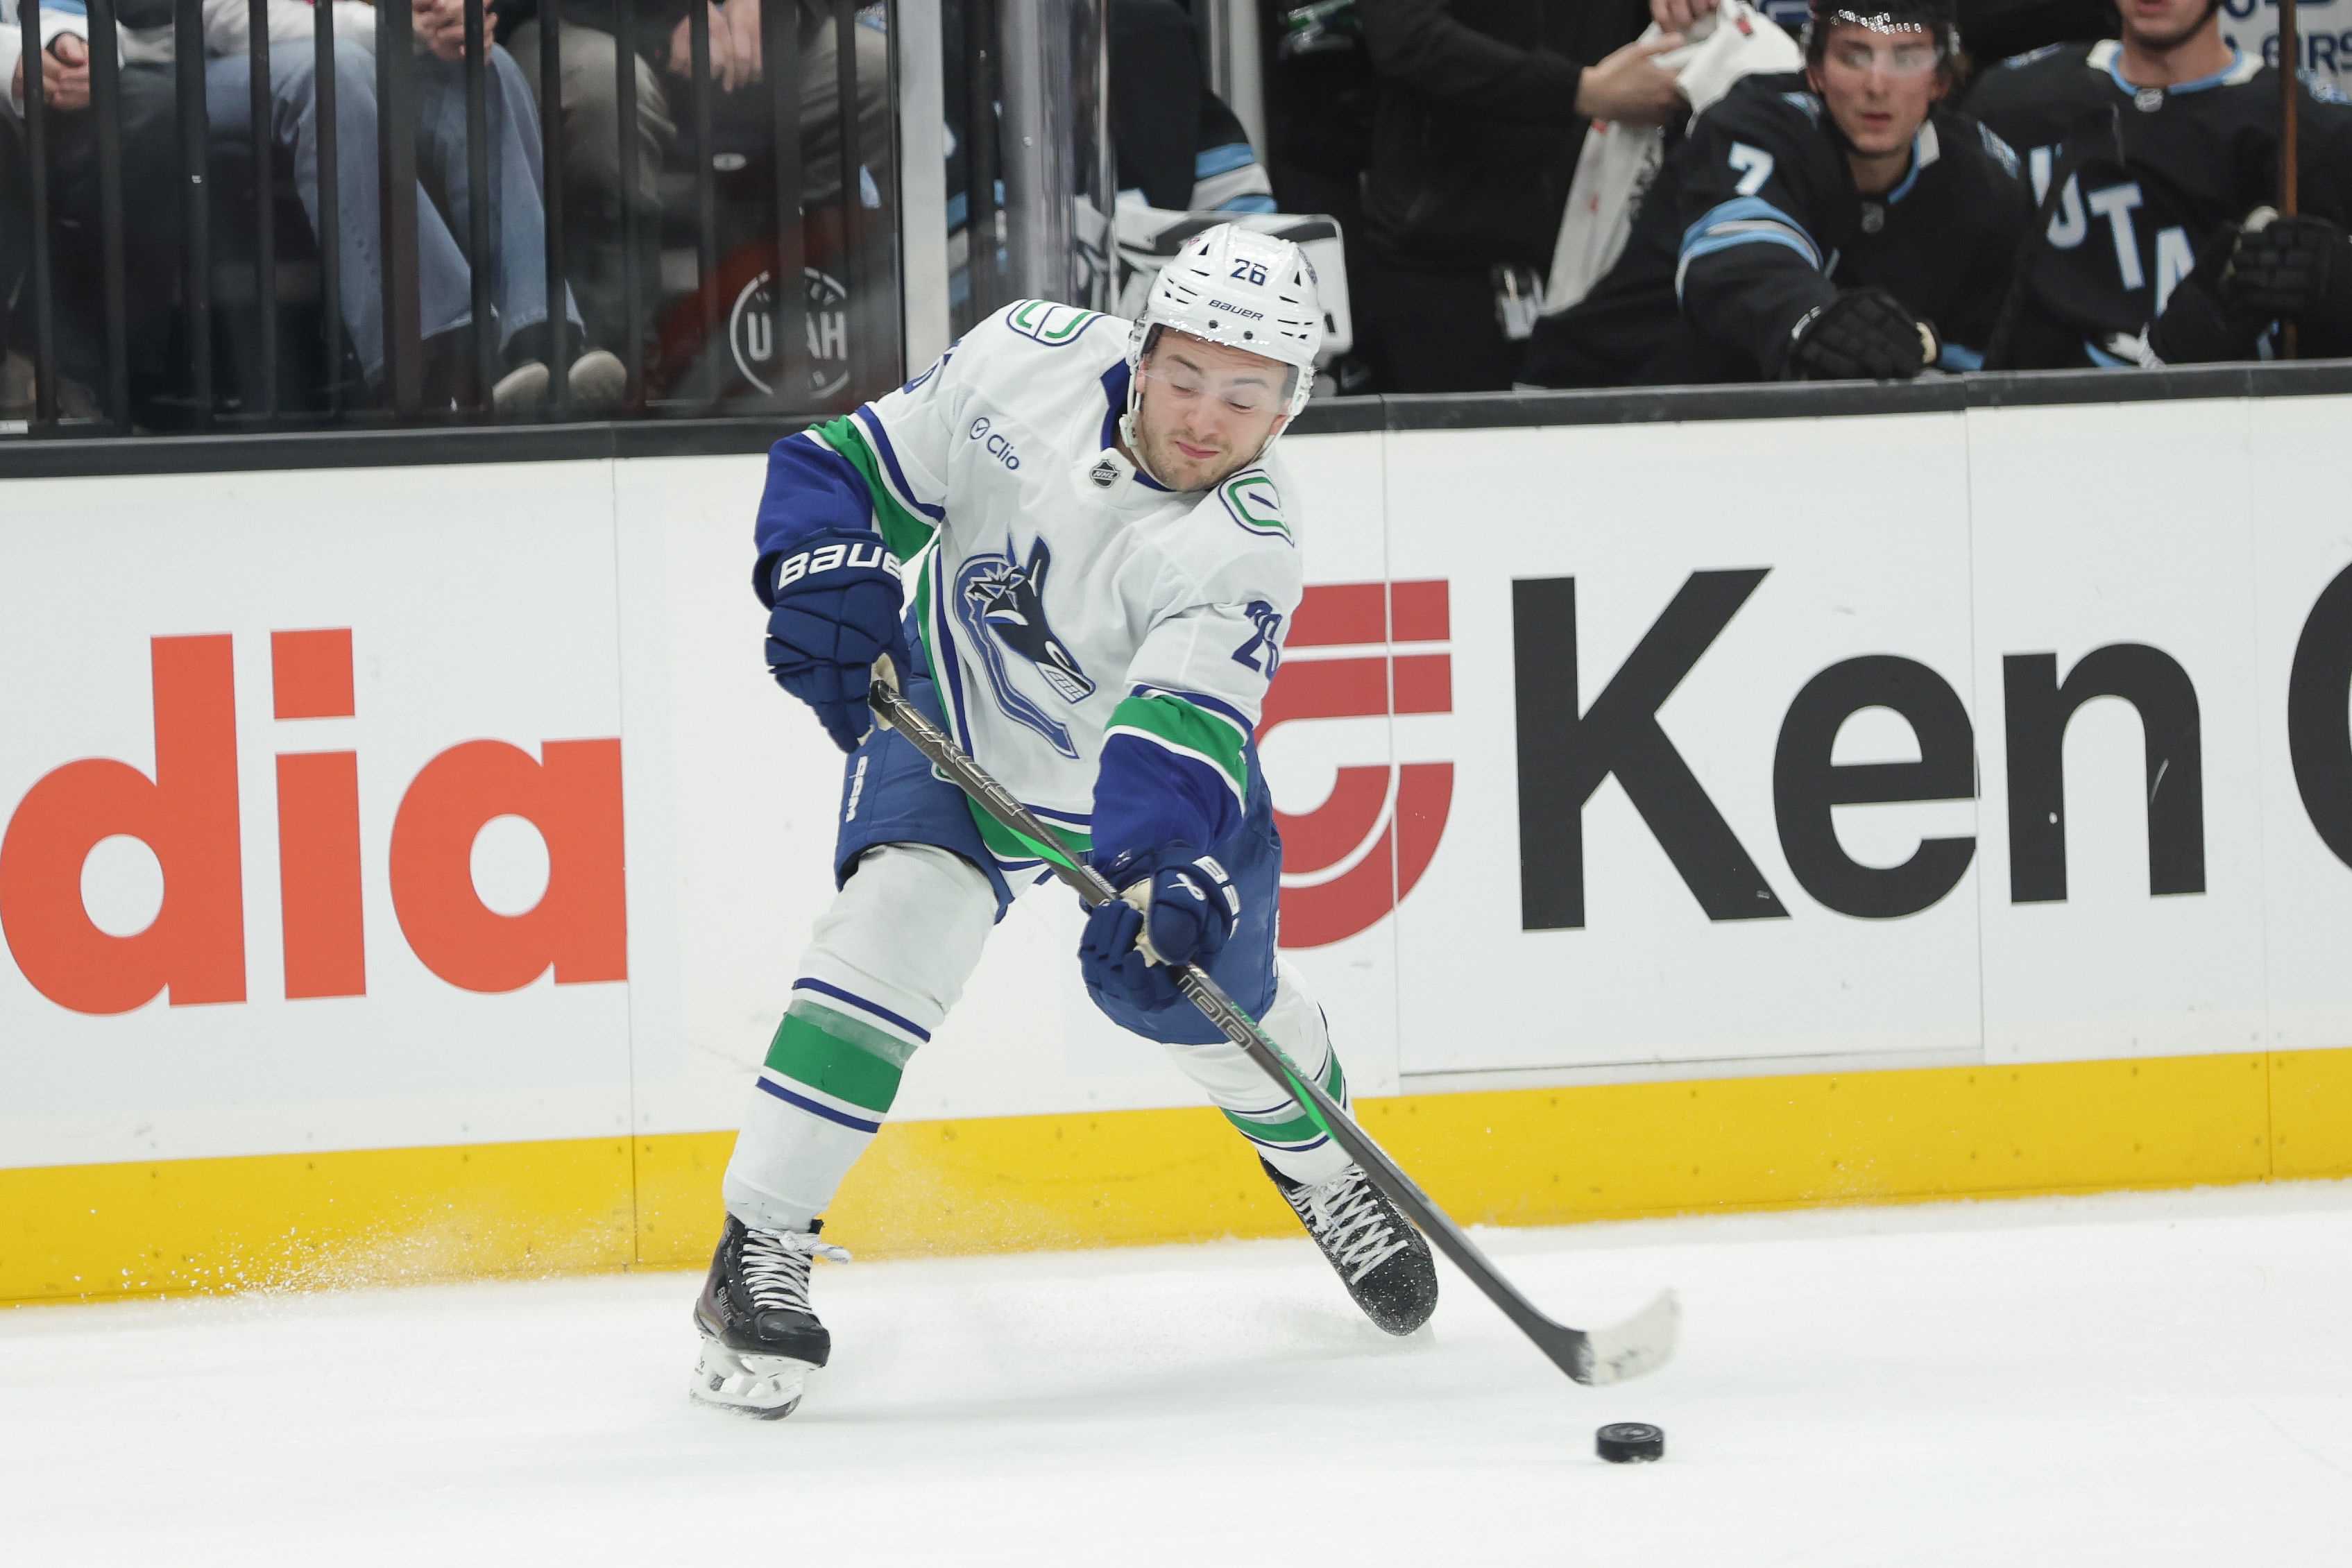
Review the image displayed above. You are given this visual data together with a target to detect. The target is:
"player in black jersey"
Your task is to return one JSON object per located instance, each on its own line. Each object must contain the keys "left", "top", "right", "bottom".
{"left": 1523, "top": 0, "right": 2033, "bottom": 386}
{"left": 1964, "top": 0, "right": 2352, "bottom": 367}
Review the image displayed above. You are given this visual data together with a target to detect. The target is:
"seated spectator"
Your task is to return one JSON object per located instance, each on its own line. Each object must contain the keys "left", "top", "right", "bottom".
{"left": 1523, "top": 0, "right": 2031, "bottom": 386}
{"left": 633, "top": 0, "right": 895, "bottom": 402}
{"left": 3, "top": 21, "right": 108, "bottom": 416}
{"left": 493, "top": 0, "right": 679, "bottom": 370}
{"left": 3, "top": 1, "right": 180, "bottom": 411}
{"left": 1963, "top": 0, "right": 2352, "bottom": 368}
{"left": 345, "top": 0, "right": 624, "bottom": 404}
{"left": 13, "top": 0, "right": 616, "bottom": 412}
{"left": 1111, "top": 0, "right": 1275, "bottom": 212}
{"left": 1353, "top": 0, "right": 1662, "bottom": 392}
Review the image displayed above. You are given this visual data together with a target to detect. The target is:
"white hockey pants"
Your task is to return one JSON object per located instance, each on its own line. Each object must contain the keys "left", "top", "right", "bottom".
{"left": 722, "top": 842, "right": 1354, "bottom": 1233}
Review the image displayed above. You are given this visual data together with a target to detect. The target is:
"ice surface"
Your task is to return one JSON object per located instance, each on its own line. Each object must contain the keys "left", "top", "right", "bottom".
{"left": 8, "top": 1182, "right": 2352, "bottom": 1566}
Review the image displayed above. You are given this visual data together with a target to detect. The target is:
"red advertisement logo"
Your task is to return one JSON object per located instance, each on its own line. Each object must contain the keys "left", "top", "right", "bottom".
{"left": 1261, "top": 581, "right": 1454, "bottom": 948}
{"left": 0, "top": 633, "right": 627, "bottom": 1016}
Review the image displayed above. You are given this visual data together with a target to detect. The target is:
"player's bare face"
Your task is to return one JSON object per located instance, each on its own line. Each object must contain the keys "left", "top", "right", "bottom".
{"left": 1808, "top": 24, "right": 1945, "bottom": 163}
{"left": 1130, "top": 334, "right": 1295, "bottom": 493}
{"left": 2118, "top": 0, "right": 2219, "bottom": 55}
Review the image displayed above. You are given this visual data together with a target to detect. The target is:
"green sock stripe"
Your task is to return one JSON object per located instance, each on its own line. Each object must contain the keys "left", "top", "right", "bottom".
{"left": 1223, "top": 1103, "right": 1325, "bottom": 1145}
{"left": 809, "top": 417, "right": 938, "bottom": 561}
{"left": 762, "top": 1000, "right": 913, "bottom": 1114}
{"left": 1225, "top": 1048, "right": 1346, "bottom": 1145}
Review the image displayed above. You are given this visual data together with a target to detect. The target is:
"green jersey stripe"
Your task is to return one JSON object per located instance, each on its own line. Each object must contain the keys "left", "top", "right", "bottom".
{"left": 808, "top": 417, "right": 938, "bottom": 561}
{"left": 761, "top": 998, "right": 914, "bottom": 1114}
{"left": 1106, "top": 692, "right": 1250, "bottom": 799}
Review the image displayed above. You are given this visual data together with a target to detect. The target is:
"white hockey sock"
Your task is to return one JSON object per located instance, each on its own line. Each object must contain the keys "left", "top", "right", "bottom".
{"left": 1161, "top": 958, "right": 1354, "bottom": 1187}
{"left": 722, "top": 843, "right": 996, "bottom": 1233}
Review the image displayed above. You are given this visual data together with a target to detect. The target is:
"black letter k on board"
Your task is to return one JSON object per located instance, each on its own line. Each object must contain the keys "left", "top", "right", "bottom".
{"left": 1513, "top": 572, "right": 1787, "bottom": 930}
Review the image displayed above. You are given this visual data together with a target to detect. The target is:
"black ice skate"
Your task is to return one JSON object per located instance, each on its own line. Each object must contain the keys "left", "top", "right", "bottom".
{"left": 690, "top": 1214, "right": 851, "bottom": 1418}
{"left": 1263, "top": 1158, "right": 1438, "bottom": 1335}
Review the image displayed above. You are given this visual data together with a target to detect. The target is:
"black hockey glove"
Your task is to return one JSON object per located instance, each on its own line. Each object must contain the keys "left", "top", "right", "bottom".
{"left": 2222, "top": 211, "right": 2350, "bottom": 322}
{"left": 2149, "top": 210, "right": 2298, "bottom": 364}
{"left": 1784, "top": 289, "right": 1940, "bottom": 381}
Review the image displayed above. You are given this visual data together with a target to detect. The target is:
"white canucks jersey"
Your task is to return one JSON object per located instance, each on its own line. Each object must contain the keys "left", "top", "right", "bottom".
{"left": 751, "top": 299, "right": 1302, "bottom": 875}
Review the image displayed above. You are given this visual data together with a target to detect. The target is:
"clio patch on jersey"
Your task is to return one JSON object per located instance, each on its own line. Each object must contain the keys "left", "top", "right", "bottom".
{"left": 1218, "top": 473, "right": 1289, "bottom": 540}
{"left": 774, "top": 538, "right": 899, "bottom": 590}
{"left": 969, "top": 416, "right": 1021, "bottom": 469}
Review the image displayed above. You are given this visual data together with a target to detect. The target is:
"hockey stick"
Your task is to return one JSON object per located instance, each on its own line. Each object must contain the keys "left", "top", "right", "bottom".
{"left": 867, "top": 658, "right": 1680, "bottom": 1386}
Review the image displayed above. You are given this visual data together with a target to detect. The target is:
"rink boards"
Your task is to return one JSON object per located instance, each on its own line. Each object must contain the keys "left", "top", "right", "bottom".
{"left": 5, "top": 392, "right": 2352, "bottom": 1300}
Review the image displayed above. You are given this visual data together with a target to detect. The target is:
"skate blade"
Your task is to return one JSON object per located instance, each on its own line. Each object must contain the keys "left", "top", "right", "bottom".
{"left": 690, "top": 1340, "right": 819, "bottom": 1420}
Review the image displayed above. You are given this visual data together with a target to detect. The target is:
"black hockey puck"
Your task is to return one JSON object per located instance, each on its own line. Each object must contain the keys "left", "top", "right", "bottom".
{"left": 1596, "top": 1422, "right": 1664, "bottom": 1463}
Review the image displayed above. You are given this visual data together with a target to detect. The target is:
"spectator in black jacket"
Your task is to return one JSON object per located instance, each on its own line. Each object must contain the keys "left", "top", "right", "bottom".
{"left": 1352, "top": 0, "right": 1664, "bottom": 391}
{"left": 1963, "top": 0, "right": 2352, "bottom": 368}
{"left": 1524, "top": 0, "right": 2032, "bottom": 385}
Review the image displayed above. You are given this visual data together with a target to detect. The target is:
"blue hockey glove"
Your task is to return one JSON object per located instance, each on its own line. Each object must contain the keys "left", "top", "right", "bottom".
{"left": 1077, "top": 847, "right": 1240, "bottom": 1016}
{"left": 760, "top": 530, "right": 907, "bottom": 752}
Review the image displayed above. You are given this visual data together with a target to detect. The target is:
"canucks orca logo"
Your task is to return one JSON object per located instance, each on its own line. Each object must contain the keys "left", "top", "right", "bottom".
{"left": 954, "top": 539, "right": 1093, "bottom": 758}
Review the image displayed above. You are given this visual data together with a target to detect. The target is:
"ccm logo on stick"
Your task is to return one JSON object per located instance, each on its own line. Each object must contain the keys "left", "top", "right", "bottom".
{"left": 0, "top": 631, "right": 627, "bottom": 1016}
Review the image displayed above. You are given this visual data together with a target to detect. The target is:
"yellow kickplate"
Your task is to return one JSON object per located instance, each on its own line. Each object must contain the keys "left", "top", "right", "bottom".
{"left": 0, "top": 1139, "right": 634, "bottom": 1304}
{"left": 2270, "top": 1048, "right": 2352, "bottom": 1179}
{"left": 4, "top": 1047, "right": 2338, "bottom": 1305}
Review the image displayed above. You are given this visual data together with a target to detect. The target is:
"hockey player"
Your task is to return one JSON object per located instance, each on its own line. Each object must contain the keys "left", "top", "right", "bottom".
{"left": 1521, "top": 0, "right": 2034, "bottom": 386}
{"left": 1963, "top": 0, "right": 2352, "bottom": 368}
{"left": 689, "top": 225, "right": 1440, "bottom": 1418}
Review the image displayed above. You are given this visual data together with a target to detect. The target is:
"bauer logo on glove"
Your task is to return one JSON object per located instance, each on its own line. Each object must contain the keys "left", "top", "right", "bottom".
{"left": 772, "top": 539, "right": 902, "bottom": 592}
{"left": 758, "top": 527, "right": 912, "bottom": 755}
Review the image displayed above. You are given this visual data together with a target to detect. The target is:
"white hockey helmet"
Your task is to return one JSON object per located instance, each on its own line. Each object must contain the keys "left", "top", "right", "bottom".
{"left": 1126, "top": 223, "right": 1324, "bottom": 422}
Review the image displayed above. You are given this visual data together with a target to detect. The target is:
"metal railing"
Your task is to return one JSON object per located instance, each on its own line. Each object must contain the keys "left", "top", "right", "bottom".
{"left": 2, "top": 0, "right": 911, "bottom": 433}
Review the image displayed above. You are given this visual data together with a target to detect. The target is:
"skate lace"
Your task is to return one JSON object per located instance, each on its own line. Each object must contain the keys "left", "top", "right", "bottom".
{"left": 1289, "top": 1168, "right": 1411, "bottom": 1284}
{"left": 741, "top": 1227, "right": 853, "bottom": 1315}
